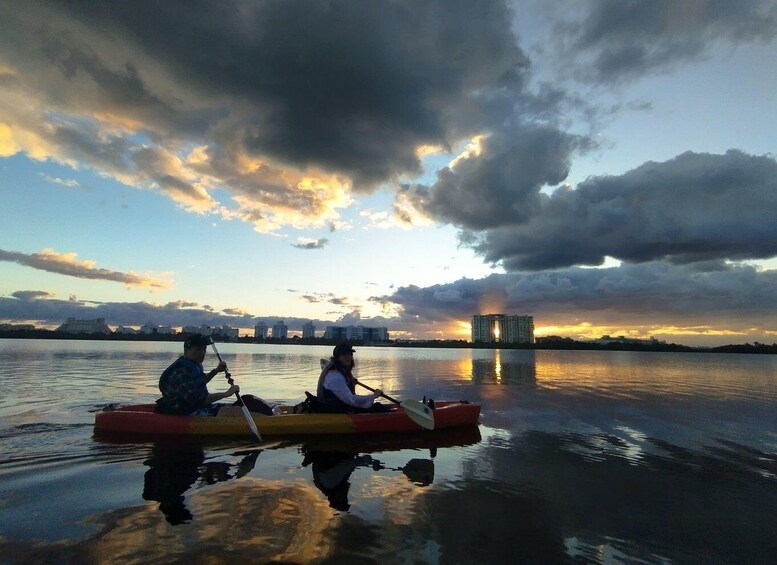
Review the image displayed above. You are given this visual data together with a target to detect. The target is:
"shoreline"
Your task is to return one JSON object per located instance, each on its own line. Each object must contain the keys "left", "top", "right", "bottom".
{"left": 1, "top": 330, "right": 775, "bottom": 355}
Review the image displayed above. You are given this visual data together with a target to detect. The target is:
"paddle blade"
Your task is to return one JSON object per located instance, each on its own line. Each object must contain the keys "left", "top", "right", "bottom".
{"left": 401, "top": 399, "right": 435, "bottom": 430}
{"left": 241, "top": 404, "right": 263, "bottom": 441}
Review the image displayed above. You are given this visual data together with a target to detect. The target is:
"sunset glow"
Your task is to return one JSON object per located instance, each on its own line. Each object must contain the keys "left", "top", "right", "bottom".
{"left": 1, "top": 2, "right": 776, "bottom": 346}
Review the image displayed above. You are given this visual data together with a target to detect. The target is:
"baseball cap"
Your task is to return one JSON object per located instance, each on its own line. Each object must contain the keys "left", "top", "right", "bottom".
{"left": 333, "top": 342, "right": 356, "bottom": 357}
{"left": 184, "top": 334, "right": 213, "bottom": 348}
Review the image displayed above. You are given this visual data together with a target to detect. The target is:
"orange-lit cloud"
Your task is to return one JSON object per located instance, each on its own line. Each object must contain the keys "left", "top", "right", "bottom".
{"left": 448, "top": 134, "right": 487, "bottom": 170}
{"left": 216, "top": 164, "right": 353, "bottom": 233}
{"left": 0, "top": 123, "right": 19, "bottom": 156}
{"left": 0, "top": 248, "right": 173, "bottom": 289}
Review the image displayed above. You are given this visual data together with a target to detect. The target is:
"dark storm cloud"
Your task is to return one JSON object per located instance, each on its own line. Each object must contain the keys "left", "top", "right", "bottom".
{"left": 0, "top": 0, "right": 531, "bottom": 188}
{"left": 461, "top": 150, "right": 777, "bottom": 271}
{"left": 557, "top": 0, "right": 777, "bottom": 83}
{"left": 383, "top": 261, "right": 777, "bottom": 330}
{"left": 412, "top": 124, "right": 591, "bottom": 230}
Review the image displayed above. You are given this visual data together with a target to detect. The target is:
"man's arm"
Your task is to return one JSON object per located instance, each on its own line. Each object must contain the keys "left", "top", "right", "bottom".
{"left": 204, "top": 360, "right": 228, "bottom": 383}
{"left": 205, "top": 384, "right": 239, "bottom": 404}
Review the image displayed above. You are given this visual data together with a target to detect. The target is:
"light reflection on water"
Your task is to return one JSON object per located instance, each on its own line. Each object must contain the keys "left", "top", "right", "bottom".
{"left": 1, "top": 339, "right": 776, "bottom": 564}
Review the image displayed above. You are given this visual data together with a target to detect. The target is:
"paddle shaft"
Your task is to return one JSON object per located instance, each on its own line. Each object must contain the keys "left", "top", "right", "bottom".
{"left": 210, "top": 342, "right": 263, "bottom": 440}
{"left": 355, "top": 379, "right": 400, "bottom": 404}
{"left": 210, "top": 343, "right": 245, "bottom": 405}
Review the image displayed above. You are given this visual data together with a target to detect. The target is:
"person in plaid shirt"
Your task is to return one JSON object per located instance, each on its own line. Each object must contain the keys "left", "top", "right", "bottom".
{"left": 155, "top": 334, "right": 239, "bottom": 416}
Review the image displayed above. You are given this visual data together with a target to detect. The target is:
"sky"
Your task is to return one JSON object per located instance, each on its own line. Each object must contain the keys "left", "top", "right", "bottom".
{"left": 1, "top": 0, "right": 776, "bottom": 346}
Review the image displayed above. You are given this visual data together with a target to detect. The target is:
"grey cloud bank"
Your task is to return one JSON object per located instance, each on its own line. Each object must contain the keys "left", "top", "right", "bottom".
{"left": 0, "top": 295, "right": 336, "bottom": 335}
{"left": 384, "top": 261, "right": 777, "bottom": 340}
{"left": 456, "top": 150, "right": 777, "bottom": 271}
{"left": 554, "top": 0, "right": 777, "bottom": 83}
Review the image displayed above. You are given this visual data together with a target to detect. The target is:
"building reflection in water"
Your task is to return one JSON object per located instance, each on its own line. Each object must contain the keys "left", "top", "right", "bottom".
{"left": 142, "top": 443, "right": 262, "bottom": 524}
{"left": 471, "top": 349, "right": 537, "bottom": 385}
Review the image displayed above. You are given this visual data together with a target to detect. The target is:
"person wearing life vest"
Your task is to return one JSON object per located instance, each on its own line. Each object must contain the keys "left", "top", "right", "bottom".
{"left": 316, "top": 343, "right": 391, "bottom": 413}
{"left": 155, "top": 334, "right": 238, "bottom": 416}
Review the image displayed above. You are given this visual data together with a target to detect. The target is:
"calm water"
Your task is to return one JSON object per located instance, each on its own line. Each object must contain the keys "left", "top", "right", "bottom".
{"left": 0, "top": 340, "right": 775, "bottom": 564}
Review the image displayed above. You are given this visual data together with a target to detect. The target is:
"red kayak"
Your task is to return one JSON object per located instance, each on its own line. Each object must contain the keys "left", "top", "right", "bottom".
{"left": 94, "top": 401, "right": 481, "bottom": 437}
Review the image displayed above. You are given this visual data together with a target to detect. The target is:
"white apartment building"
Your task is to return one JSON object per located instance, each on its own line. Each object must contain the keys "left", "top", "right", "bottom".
{"left": 254, "top": 322, "right": 268, "bottom": 339}
{"left": 324, "top": 325, "right": 389, "bottom": 342}
{"left": 272, "top": 320, "right": 288, "bottom": 339}
{"left": 139, "top": 323, "right": 175, "bottom": 335}
{"left": 471, "top": 314, "right": 534, "bottom": 344}
{"left": 213, "top": 325, "right": 239, "bottom": 341}
{"left": 57, "top": 317, "right": 111, "bottom": 334}
{"left": 302, "top": 321, "right": 316, "bottom": 339}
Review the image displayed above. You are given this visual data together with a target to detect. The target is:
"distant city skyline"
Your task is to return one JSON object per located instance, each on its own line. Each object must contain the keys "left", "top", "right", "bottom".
{"left": 2, "top": 2, "right": 777, "bottom": 346}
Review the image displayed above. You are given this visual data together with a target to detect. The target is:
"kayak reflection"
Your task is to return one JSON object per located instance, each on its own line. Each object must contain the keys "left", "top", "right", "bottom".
{"left": 300, "top": 424, "right": 479, "bottom": 512}
{"left": 301, "top": 450, "right": 434, "bottom": 512}
{"left": 141, "top": 443, "right": 263, "bottom": 525}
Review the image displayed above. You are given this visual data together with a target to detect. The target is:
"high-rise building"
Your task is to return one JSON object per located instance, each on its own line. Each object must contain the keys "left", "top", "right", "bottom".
{"left": 271, "top": 320, "right": 288, "bottom": 339}
{"left": 56, "top": 317, "right": 110, "bottom": 334}
{"left": 213, "top": 325, "right": 239, "bottom": 341}
{"left": 471, "top": 314, "right": 534, "bottom": 344}
{"left": 324, "top": 325, "right": 389, "bottom": 342}
{"left": 254, "top": 322, "right": 268, "bottom": 340}
{"left": 140, "top": 323, "right": 175, "bottom": 335}
{"left": 302, "top": 321, "right": 316, "bottom": 339}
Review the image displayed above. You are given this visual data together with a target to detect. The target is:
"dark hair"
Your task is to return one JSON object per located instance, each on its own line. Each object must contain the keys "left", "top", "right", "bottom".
{"left": 331, "top": 342, "right": 355, "bottom": 373}
{"left": 331, "top": 355, "right": 355, "bottom": 374}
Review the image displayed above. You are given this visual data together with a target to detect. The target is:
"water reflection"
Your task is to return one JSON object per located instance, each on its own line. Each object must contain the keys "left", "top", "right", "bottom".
{"left": 303, "top": 451, "right": 377, "bottom": 512}
{"left": 471, "top": 350, "right": 537, "bottom": 385}
{"left": 4, "top": 341, "right": 777, "bottom": 563}
{"left": 142, "top": 443, "right": 263, "bottom": 525}
{"left": 302, "top": 450, "right": 436, "bottom": 512}
{"left": 136, "top": 425, "right": 479, "bottom": 523}
{"left": 300, "top": 426, "right": 479, "bottom": 512}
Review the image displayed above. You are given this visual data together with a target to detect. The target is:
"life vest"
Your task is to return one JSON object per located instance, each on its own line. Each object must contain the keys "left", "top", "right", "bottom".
{"left": 316, "top": 360, "right": 357, "bottom": 413}
{"left": 158, "top": 356, "right": 187, "bottom": 393}
{"left": 155, "top": 357, "right": 207, "bottom": 415}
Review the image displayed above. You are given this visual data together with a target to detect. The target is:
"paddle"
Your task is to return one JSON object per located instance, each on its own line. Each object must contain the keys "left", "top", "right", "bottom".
{"left": 355, "top": 380, "right": 435, "bottom": 430}
{"left": 320, "top": 359, "right": 434, "bottom": 430}
{"left": 210, "top": 342, "right": 263, "bottom": 441}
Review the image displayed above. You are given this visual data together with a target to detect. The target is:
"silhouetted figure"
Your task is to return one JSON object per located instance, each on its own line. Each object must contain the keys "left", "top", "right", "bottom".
{"left": 142, "top": 444, "right": 204, "bottom": 524}
{"left": 302, "top": 449, "right": 381, "bottom": 512}
{"left": 142, "top": 443, "right": 262, "bottom": 524}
